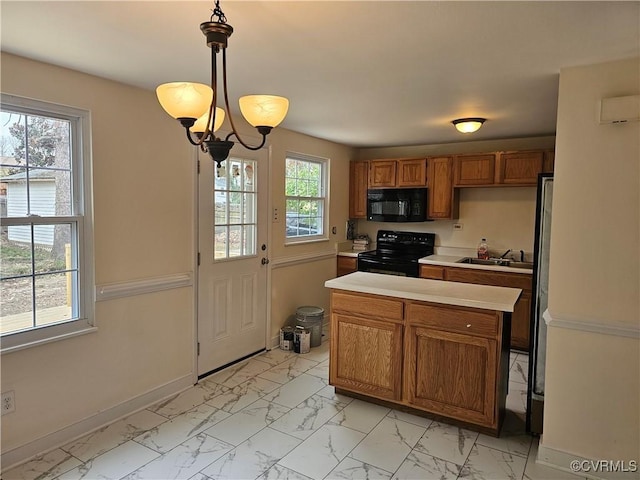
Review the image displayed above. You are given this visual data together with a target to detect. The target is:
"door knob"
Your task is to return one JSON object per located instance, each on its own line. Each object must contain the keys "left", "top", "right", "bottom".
{"left": 261, "top": 258, "right": 270, "bottom": 265}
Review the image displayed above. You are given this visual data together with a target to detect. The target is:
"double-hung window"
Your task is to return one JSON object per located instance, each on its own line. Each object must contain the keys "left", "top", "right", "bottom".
{"left": 285, "top": 153, "right": 328, "bottom": 243}
{"left": 0, "top": 94, "right": 94, "bottom": 352}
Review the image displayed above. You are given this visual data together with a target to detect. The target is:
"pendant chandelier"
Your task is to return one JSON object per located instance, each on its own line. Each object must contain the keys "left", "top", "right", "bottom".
{"left": 156, "top": 0, "right": 289, "bottom": 167}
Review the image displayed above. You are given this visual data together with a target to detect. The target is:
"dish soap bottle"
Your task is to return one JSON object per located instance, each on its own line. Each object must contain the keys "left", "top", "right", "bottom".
{"left": 477, "top": 238, "right": 489, "bottom": 259}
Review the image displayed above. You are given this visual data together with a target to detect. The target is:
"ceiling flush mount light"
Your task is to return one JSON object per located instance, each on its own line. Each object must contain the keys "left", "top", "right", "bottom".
{"left": 452, "top": 117, "right": 486, "bottom": 134}
{"left": 156, "top": 0, "right": 289, "bottom": 166}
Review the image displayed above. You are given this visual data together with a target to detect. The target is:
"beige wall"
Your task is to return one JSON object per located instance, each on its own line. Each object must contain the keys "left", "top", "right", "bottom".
{"left": 267, "top": 127, "right": 354, "bottom": 339}
{"left": 271, "top": 259, "right": 336, "bottom": 339}
{"left": 542, "top": 58, "right": 639, "bottom": 462}
{"left": 1, "top": 53, "right": 196, "bottom": 457}
{"left": 0, "top": 53, "right": 353, "bottom": 465}
{"left": 356, "top": 136, "right": 555, "bottom": 257}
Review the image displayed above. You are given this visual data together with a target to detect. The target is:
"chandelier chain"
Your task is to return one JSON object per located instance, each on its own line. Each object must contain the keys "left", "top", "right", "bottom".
{"left": 210, "top": 0, "right": 227, "bottom": 24}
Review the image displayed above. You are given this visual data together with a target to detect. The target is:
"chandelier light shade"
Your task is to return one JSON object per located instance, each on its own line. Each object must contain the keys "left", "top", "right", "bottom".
{"left": 156, "top": 0, "right": 289, "bottom": 166}
{"left": 191, "top": 107, "right": 226, "bottom": 134}
{"left": 452, "top": 117, "right": 486, "bottom": 133}
{"left": 156, "top": 82, "right": 213, "bottom": 124}
{"left": 239, "top": 95, "right": 289, "bottom": 128}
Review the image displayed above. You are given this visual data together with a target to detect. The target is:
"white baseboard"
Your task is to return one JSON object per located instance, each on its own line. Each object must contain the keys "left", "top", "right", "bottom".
{"left": 1, "top": 374, "right": 194, "bottom": 472}
{"left": 538, "top": 443, "right": 639, "bottom": 480}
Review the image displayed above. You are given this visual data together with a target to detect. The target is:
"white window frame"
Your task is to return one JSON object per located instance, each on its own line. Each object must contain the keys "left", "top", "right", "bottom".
{"left": 1, "top": 94, "right": 95, "bottom": 353}
{"left": 284, "top": 152, "right": 329, "bottom": 245}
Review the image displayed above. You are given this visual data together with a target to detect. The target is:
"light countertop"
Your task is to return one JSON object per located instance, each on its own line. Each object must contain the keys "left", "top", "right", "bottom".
{"left": 419, "top": 254, "right": 533, "bottom": 275}
{"left": 325, "top": 271, "right": 521, "bottom": 312}
{"left": 337, "top": 250, "right": 364, "bottom": 258}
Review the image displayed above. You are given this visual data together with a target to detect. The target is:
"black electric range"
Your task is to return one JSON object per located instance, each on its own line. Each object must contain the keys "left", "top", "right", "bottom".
{"left": 357, "top": 230, "right": 435, "bottom": 277}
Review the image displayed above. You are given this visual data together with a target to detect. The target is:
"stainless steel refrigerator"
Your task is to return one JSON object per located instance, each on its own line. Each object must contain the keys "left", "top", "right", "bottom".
{"left": 527, "top": 173, "right": 553, "bottom": 435}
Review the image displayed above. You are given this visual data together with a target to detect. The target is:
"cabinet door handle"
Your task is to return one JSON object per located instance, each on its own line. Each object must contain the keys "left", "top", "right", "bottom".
{"left": 466, "top": 324, "right": 472, "bottom": 328}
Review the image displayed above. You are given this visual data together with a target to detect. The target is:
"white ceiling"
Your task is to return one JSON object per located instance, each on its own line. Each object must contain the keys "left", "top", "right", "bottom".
{"left": 1, "top": 1, "right": 638, "bottom": 148}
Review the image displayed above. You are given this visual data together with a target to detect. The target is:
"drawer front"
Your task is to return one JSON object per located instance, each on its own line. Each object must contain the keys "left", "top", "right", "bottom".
{"left": 407, "top": 302, "right": 498, "bottom": 338}
{"left": 420, "top": 265, "right": 445, "bottom": 280}
{"left": 445, "top": 267, "right": 531, "bottom": 291}
{"left": 331, "top": 291, "right": 404, "bottom": 322}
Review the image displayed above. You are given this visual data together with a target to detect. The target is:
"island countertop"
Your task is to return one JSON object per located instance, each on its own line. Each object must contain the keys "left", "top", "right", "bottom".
{"left": 325, "top": 271, "right": 521, "bottom": 312}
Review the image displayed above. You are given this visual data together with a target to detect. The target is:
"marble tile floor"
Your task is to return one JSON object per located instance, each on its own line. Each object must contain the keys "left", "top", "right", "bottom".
{"left": 5, "top": 345, "right": 586, "bottom": 480}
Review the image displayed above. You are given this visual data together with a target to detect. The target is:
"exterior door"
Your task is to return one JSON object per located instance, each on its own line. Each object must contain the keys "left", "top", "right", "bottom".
{"left": 197, "top": 144, "right": 269, "bottom": 377}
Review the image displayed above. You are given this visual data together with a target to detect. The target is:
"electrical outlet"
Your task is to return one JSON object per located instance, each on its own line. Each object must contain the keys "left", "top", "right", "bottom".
{"left": 453, "top": 223, "right": 463, "bottom": 230}
{"left": 2, "top": 391, "right": 15, "bottom": 415}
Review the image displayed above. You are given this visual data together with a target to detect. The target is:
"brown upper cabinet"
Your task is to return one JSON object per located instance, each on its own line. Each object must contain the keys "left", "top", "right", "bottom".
{"left": 427, "top": 156, "right": 458, "bottom": 220}
{"left": 496, "top": 151, "right": 544, "bottom": 185}
{"left": 453, "top": 154, "right": 496, "bottom": 186}
{"left": 369, "top": 158, "right": 427, "bottom": 188}
{"left": 543, "top": 150, "right": 555, "bottom": 173}
{"left": 350, "top": 149, "right": 554, "bottom": 221}
{"left": 454, "top": 150, "right": 553, "bottom": 187}
{"left": 349, "top": 160, "right": 369, "bottom": 219}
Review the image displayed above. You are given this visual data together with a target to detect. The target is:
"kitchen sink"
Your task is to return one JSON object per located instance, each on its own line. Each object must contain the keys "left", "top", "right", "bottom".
{"left": 457, "top": 257, "right": 534, "bottom": 269}
{"left": 506, "top": 261, "right": 534, "bottom": 269}
{"left": 458, "top": 257, "right": 511, "bottom": 266}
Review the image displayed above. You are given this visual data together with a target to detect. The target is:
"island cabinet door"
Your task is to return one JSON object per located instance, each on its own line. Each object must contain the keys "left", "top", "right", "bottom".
{"left": 404, "top": 325, "right": 497, "bottom": 427}
{"left": 330, "top": 313, "right": 403, "bottom": 401}
{"left": 404, "top": 305, "right": 498, "bottom": 427}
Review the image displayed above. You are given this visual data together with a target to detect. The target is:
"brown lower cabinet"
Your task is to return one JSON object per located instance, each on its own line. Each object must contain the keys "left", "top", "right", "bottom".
{"left": 420, "top": 265, "right": 532, "bottom": 351}
{"left": 336, "top": 256, "right": 358, "bottom": 277}
{"left": 330, "top": 291, "right": 404, "bottom": 400}
{"left": 329, "top": 290, "right": 510, "bottom": 435}
{"left": 405, "top": 303, "right": 499, "bottom": 427}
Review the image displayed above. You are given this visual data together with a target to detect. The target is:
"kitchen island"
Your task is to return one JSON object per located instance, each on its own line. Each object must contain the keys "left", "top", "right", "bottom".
{"left": 324, "top": 271, "right": 521, "bottom": 436}
{"left": 419, "top": 254, "right": 534, "bottom": 351}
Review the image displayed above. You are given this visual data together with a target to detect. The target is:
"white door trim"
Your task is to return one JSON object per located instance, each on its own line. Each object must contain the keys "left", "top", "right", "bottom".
{"left": 265, "top": 145, "right": 273, "bottom": 352}
{"left": 191, "top": 146, "right": 199, "bottom": 386}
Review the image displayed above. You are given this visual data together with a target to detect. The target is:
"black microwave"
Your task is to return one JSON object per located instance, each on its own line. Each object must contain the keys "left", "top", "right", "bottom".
{"left": 367, "top": 188, "right": 428, "bottom": 222}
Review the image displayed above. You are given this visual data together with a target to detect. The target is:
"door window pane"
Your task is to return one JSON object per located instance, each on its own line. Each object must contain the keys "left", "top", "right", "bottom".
{"left": 214, "top": 191, "right": 228, "bottom": 225}
{"left": 214, "top": 226, "right": 227, "bottom": 260}
{"left": 243, "top": 193, "right": 256, "bottom": 224}
{"left": 212, "top": 157, "right": 257, "bottom": 261}
{"left": 243, "top": 225, "right": 256, "bottom": 256}
{"left": 228, "top": 225, "right": 242, "bottom": 257}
